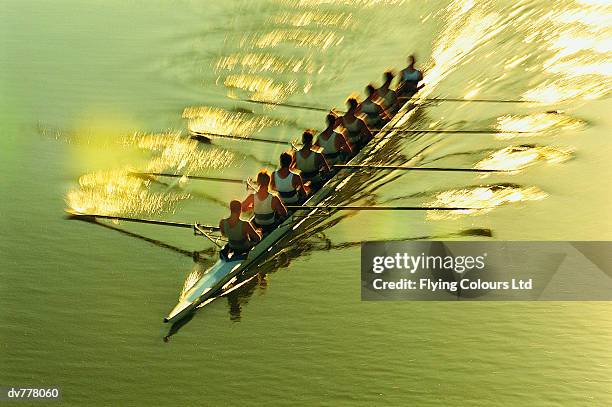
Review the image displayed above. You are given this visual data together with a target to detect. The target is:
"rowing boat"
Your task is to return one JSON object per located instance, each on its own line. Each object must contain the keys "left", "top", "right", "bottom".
{"left": 164, "top": 90, "right": 422, "bottom": 323}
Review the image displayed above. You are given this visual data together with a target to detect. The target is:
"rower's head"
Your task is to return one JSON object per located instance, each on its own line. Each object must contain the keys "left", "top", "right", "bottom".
{"left": 229, "top": 199, "right": 241, "bottom": 215}
{"left": 326, "top": 113, "right": 336, "bottom": 128}
{"left": 256, "top": 170, "right": 271, "bottom": 188}
{"left": 408, "top": 54, "right": 415, "bottom": 66}
{"left": 365, "top": 84, "right": 376, "bottom": 97}
{"left": 383, "top": 70, "right": 394, "bottom": 84}
{"left": 346, "top": 97, "right": 359, "bottom": 111}
{"left": 279, "top": 152, "right": 292, "bottom": 169}
{"left": 302, "top": 130, "right": 314, "bottom": 147}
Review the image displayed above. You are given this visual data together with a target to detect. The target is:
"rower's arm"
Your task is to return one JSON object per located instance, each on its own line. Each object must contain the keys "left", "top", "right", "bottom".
{"left": 316, "top": 152, "right": 330, "bottom": 172}
{"left": 290, "top": 151, "right": 298, "bottom": 170}
{"left": 245, "top": 221, "right": 262, "bottom": 242}
{"left": 337, "top": 132, "right": 352, "bottom": 154}
{"left": 293, "top": 174, "right": 307, "bottom": 198}
{"left": 241, "top": 194, "right": 254, "bottom": 212}
{"left": 397, "top": 69, "right": 407, "bottom": 88}
{"left": 374, "top": 100, "right": 392, "bottom": 120}
{"left": 269, "top": 174, "right": 276, "bottom": 191}
{"left": 360, "top": 119, "right": 374, "bottom": 139}
{"left": 272, "top": 195, "right": 288, "bottom": 218}
{"left": 219, "top": 220, "right": 226, "bottom": 237}
{"left": 388, "top": 89, "right": 399, "bottom": 111}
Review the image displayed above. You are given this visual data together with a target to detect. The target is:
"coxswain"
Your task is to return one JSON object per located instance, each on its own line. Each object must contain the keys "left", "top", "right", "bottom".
{"left": 293, "top": 130, "right": 329, "bottom": 189}
{"left": 398, "top": 54, "right": 423, "bottom": 97}
{"left": 376, "top": 70, "right": 399, "bottom": 114}
{"left": 336, "top": 97, "right": 373, "bottom": 152}
{"left": 314, "top": 113, "right": 351, "bottom": 165}
{"left": 242, "top": 170, "right": 288, "bottom": 233}
{"left": 219, "top": 200, "right": 261, "bottom": 260}
{"left": 271, "top": 152, "right": 307, "bottom": 205}
{"left": 359, "top": 84, "right": 391, "bottom": 130}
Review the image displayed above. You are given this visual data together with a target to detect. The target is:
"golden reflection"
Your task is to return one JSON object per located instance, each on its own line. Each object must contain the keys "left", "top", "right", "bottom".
{"left": 215, "top": 53, "right": 320, "bottom": 75}
{"left": 475, "top": 145, "right": 573, "bottom": 171}
{"left": 270, "top": 11, "right": 355, "bottom": 29}
{"left": 519, "top": 0, "right": 612, "bottom": 102}
{"left": 182, "top": 106, "right": 280, "bottom": 136}
{"left": 495, "top": 112, "right": 585, "bottom": 135}
{"left": 66, "top": 168, "right": 190, "bottom": 216}
{"left": 244, "top": 29, "right": 344, "bottom": 50}
{"left": 223, "top": 74, "right": 298, "bottom": 101}
{"left": 422, "top": 1, "right": 506, "bottom": 99}
{"left": 426, "top": 184, "right": 548, "bottom": 220}
{"left": 123, "top": 131, "right": 235, "bottom": 173}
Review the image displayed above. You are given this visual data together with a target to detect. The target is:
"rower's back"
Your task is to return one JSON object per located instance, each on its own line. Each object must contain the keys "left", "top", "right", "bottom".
{"left": 399, "top": 55, "right": 422, "bottom": 96}
{"left": 272, "top": 152, "right": 302, "bottom": 205}
{"left": 295, "top": 130, "right": 325, "bottom": 189}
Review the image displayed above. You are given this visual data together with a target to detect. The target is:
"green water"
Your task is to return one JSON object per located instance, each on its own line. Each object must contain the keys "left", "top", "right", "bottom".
{"left": 2, "top": 0, "right": 611, "bottom": 406}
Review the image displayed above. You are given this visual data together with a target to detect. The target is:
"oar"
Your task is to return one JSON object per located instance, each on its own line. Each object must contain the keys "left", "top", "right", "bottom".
{"left": 334, "top": 165, "right": 513, "bottom": 173}
{"left": 189, "top": 131, "right": 292, "bottom": 146}
{"left": 65, "top": 210, "right": 220, "bottom": 231}
{"left": 193, "top": 128, "right": 534, "bottom": 150}
{"left": 373, "top": 129, "right": 537, "bottom": 135}
{"left": 286, "top": 205, "right": 485, "bottom": 211}
{"left": 234, "top": 98, "right": 334, "bottom": 113}
{"left": 422, "top": 97, "right": 542, "bottom": 104}
{"left": 130, "top": 172, "right": 245, "bottom": 184}
{"left": 234, "top": 95, "right": 543, "bottom": 113}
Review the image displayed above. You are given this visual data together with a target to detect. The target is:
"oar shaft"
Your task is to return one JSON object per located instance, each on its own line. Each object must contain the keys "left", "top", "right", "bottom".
{"left": 131, "top": 172, "right": 244, "bottom": 184}
{"left": 334, "top": 165, "right": 510, "bottom": 173}
{"left": 66, "top": 211, "right": 220, "bottom": 231}
{"left": 425, "top": 97, "right": 538, "bottom": 103}
{"left": 286, "top": 205, "right": 482, "bottom": 211}
{"left": 190, "top": 131, "right": 291, "bottom": 146}
{"left": 373, "top": 129, "right": 535, "bottom": 134}
{"left": 236, "top": 94, "right": 539, "bottom": 115}
{"left": 238, "top": 98, "right": 339, "bottom": 113}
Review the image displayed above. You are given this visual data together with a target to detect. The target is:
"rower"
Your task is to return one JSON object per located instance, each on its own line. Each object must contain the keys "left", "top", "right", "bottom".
{"left": 376, "top": 70, "right": 399, "bottom": 114}
{"left": 242, "top": 170, "right": 288, "bottom": 234}
{"left": 314, "top": 113, "right": 351, "bottom": 165}
{"left": 293, "top": 130, "right": 330, "bottom": 189}
{"left": 398, "top": 54, "right": 423, "bottom": 97}
{"left": 271, "top": 152, "right": 307, "bottom": 205}
{"left": 359, "top": 84, "right": 391, "bottom": 130}
{"left": 219, "top": 200, "right": 261, "bottom": 260}
{"left": 336, "top": 97, "right": 373, "bottom": 152}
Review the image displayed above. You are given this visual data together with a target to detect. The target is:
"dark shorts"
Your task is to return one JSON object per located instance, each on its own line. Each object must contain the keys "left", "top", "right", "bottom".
{"left": 220, "top": 244, "right": 251, "bottom": 261}
{"left": 253, "top": 219, "right": 281, "bottom": 236}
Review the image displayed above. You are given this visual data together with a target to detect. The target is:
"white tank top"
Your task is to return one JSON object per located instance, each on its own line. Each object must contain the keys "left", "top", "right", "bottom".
{"left": 295, "top": 149, "right": 317, "bottom": 173}
{"left": 317, "top": 132, "right": 340, "bottom": 155}
{"left": 253, "top": 192, "right": 275, "bottom": 225}
{"left": 273, "top": 171, "right": 299, "bottom": 204}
